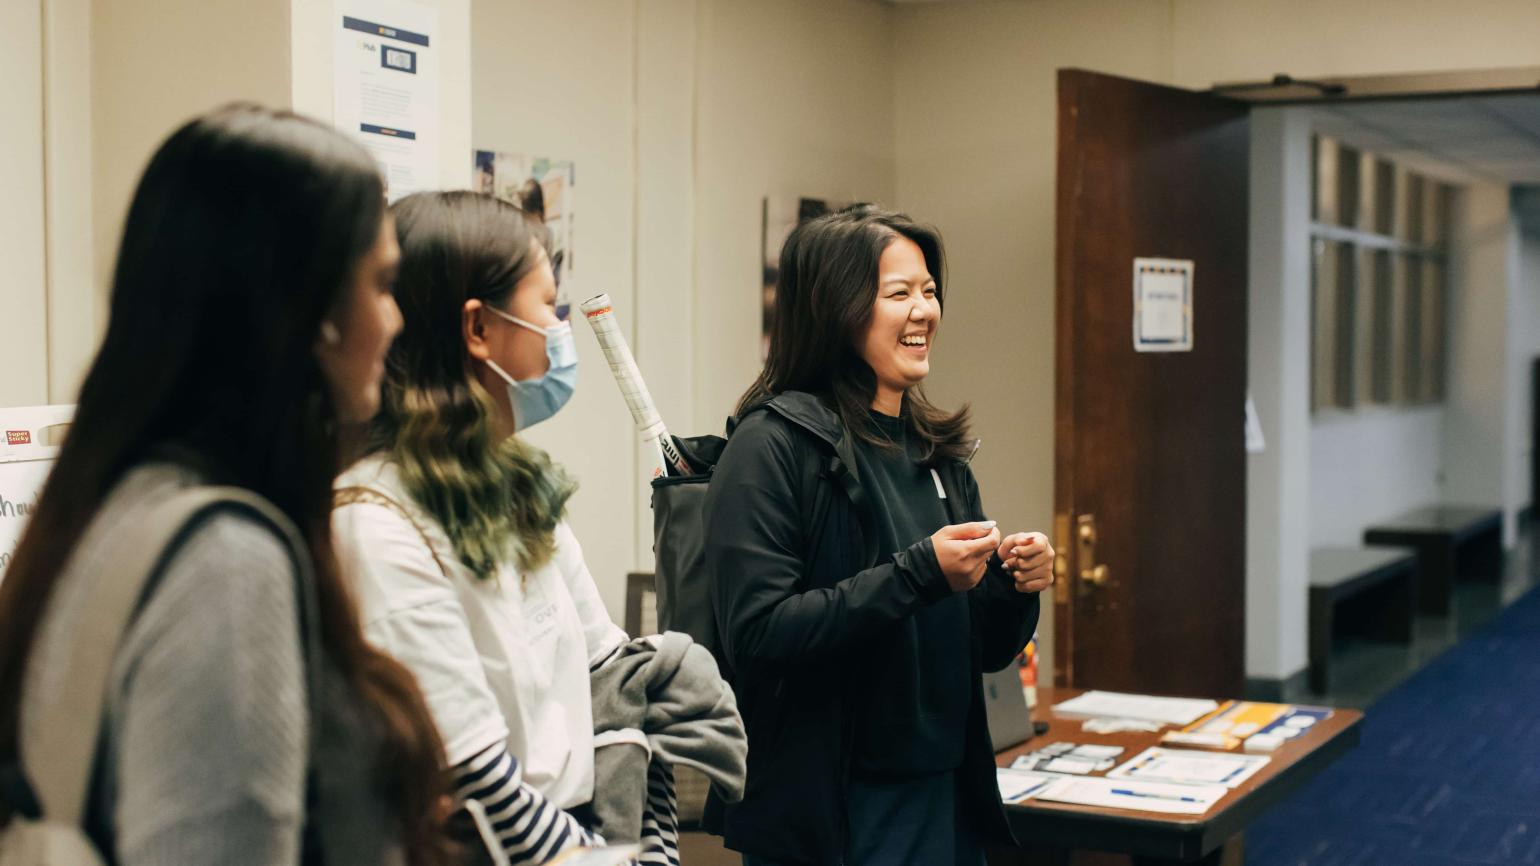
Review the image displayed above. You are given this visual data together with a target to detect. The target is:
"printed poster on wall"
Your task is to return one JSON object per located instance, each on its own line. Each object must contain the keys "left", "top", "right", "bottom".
{"left": 335, "top": 0, "right": 440, "bottom": 201}
{"left": 0, "top": 460, "right": 50, "bottom": 579}
{"left": 1133, "top": 257, "right": 1194, "bottom": 353}
{"left": 473, "top": 151, "right": 577, "bottom": 316}
{"left": 0, "top": 405, "right": 73, "bottom": 583}
{"left": 761, "top": 196, "right": 856, "bottom": 360}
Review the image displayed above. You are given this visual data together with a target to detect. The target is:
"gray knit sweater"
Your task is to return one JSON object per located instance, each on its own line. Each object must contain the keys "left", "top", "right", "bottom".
{"left": 19, "top": 462, "right": 403, "bottom": 865}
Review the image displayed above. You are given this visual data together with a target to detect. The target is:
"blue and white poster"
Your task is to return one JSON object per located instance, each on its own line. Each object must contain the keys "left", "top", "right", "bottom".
{"left": 334, "top": 0, "right": 440, "bottom": 200}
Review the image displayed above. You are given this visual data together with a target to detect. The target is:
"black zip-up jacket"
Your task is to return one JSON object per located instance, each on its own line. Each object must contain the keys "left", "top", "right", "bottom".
{"left": 700, "top": 391, "right": 1039, "bottom": 864}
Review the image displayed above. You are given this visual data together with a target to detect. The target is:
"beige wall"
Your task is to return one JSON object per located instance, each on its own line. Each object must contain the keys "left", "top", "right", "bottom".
{"left": 1, "top": 0, "right": 49, "bottom": 408}
{"left": 470, "top": 1, "right": 642, "bottom": 616}
{"left": 44, "top": 0, "right": 96, "bottom": 404}
{"left": 91, "top": 0, "right": 292, "bottom": 305}
{"left": 471, "top": 0, "right": 897, "bottom": 615}
{"left": 1, "top": 0, "right": 97, "bottom": 408}
{"left": 691, "top": 0, "right": 896, "bottom": 436}
{"left": 634, "top": 0, "right": 700, "bottom": 570}
{"left": 1166, "top": 0, "right": 1540, "bottom": 89}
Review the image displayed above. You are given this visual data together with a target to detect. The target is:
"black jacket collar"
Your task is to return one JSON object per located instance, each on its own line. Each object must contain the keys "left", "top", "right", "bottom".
{"left": 739, "top": 391, "right": 910, "bottom": 568}
{"left": 732, "top": 390, "right": 846, "bottom": 454}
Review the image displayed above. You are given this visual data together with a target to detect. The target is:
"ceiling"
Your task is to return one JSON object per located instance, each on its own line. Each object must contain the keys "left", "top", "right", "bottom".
{"left": 1310, "top": 93, "right": 1540, "bottom": 185}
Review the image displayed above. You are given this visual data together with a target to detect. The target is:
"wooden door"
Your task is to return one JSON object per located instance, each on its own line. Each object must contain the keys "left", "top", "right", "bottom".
{"left": 1054, "top": 69, "right": 1249, "bottom": 699}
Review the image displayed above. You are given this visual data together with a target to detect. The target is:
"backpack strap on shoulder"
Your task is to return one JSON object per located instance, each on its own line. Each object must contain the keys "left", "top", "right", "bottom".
{"left": 334, "top": 485, "right": 451, "bottom": 578}
{"left": 20, "top": 486, "right": 312, "bottom": 831}
{"left": 827, "top": 432, "right": 879, "bottom": 567}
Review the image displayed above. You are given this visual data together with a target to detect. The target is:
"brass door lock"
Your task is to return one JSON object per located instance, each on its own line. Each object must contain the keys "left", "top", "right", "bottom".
{"left": 1076, "top": 513, "right": 1110, "bottom": 597}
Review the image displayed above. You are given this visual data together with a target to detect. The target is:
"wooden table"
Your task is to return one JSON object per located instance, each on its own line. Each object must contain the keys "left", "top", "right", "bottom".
{"left": 990, "top": 687, "right": 1362, "bottom": 865}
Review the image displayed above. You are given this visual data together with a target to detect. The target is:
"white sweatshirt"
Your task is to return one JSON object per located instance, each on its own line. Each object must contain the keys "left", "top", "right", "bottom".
{"left": 333, "top": 455, "right": 627, "bottom": 809}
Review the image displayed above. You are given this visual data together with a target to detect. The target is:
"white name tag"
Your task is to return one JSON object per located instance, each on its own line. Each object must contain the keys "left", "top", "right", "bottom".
{"left": 931, "top": 468, "right": 947, "bottom": 500}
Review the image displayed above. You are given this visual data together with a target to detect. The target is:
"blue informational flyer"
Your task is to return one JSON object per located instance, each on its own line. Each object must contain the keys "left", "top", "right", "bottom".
{"left": 1254, "top": 706, "right": 1333, "bottom": 739}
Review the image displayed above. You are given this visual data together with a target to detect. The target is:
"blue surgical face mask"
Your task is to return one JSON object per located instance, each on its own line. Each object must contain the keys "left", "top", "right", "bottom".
{"left": 482, "top": 306, "right": 578, "bottom": 431}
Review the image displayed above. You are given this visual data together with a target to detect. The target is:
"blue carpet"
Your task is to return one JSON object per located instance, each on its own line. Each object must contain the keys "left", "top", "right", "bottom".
{"left": 1248, "top": 586, "right": 1540, "bottom": 865}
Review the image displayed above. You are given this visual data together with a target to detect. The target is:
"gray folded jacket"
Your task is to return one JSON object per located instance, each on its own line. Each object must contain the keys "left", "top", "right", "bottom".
{"left": 589, "top": 631, "right": 747, "bottom": 843}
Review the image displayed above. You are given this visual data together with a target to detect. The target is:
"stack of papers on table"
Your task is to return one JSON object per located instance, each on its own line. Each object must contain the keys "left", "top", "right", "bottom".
{"left": 996, "top": 767, "right": 1058, "bottom": 803}
{"left": 1254, "top": 706, "right": 1332, "bottom": 738}
{"left": 1189, "top": 700, "right": 1290, "bottom": 738}
{"left": 1083, "top": 717, "right": 1163, "bottom": 734}
{"left": 1033, "top": 776, "right": 1227, "bottom": 815}
{"left": 1108, "top": 747, "right": 1270, "bottom": 789}
{"left": 1053, "top": 691, "right": 1220, "bottom": 726}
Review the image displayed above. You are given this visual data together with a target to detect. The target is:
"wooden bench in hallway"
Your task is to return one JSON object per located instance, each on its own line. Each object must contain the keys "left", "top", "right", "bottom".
{"left": 1308, "top": 547, "right": 1418, "bottom": 694}
{"left": 1363, "top": 505, "right": 1503, "bottom": 616}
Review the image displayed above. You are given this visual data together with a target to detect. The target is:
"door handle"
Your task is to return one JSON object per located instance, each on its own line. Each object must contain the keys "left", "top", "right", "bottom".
{"left": 1076, "top": 513, "right": 1110, "bottom": 598}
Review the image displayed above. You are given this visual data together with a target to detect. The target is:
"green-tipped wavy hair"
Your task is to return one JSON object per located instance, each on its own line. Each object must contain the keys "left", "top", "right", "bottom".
{"left": 371, "top": 190, "right": 575, "bottom": 580}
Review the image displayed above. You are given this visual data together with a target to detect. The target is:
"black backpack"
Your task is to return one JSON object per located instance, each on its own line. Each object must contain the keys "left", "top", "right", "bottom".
{"left": 647, "top": 433, "right": 729, "bottom": 656}
{"left": 646, "top": 406, "right": 864, "bottom": 676}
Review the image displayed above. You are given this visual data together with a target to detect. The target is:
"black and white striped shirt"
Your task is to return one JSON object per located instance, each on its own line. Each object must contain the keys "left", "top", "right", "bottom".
{"left": 453, "top": 742, "right": 600, "bottom": 864}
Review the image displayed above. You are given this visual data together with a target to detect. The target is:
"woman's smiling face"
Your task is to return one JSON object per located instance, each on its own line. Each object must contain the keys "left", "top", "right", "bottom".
{"left": 860, "top": 234, "right": 940, "bottom": 409}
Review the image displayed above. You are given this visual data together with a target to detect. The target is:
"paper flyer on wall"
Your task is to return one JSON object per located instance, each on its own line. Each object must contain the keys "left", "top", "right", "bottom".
{"left": 0, "top": 405, "right": 73, "bottom": 583}
{"left": 1133, "top": 257, "right": 1194, "bottom": 353}
{"left": 334, "top": 0, "right": 440, "bottom": 200}
{"left": 0, "top": 459, "right": 51, "bottom": 581}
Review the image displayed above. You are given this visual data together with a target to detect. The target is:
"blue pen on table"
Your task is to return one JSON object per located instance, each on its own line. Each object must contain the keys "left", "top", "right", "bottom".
{"left": 1110, "top": 788, "right": 1202, "bottom": 803}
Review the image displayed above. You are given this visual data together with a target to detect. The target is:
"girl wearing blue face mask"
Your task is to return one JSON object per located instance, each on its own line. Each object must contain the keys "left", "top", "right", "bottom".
{"left": 332, "top": 192, "right": 656, "bottom": 865}
{"left": 480, "top": 303, "right": 578, "bottom": 432}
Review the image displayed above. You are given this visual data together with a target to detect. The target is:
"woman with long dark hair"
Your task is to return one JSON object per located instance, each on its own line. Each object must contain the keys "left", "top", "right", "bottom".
{"left": 331, "top": 191, "right": 672, "bottom": 864}
{"left": 0, "top": 104, "right": 452, "bottom": 865}
{"left": 704, "top": 205, "right": 1056, "bottom": 865}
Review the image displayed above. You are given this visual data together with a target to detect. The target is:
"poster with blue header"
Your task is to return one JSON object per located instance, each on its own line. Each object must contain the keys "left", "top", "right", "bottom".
{"left": 335, "top": 0, "right": 440, "bottom": 200}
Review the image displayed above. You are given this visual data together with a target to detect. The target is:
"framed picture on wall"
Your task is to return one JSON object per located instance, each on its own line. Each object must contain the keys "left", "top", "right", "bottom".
{"left": 474, "top": 150, "right": 577, "bottom": 317}
{"left": 761, "top": 195, "right": 857, "bottom": 360}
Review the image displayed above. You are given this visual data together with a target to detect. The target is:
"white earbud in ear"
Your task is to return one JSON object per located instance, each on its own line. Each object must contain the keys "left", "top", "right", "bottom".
{"left": 320, "top": 321, "right": 342, "bottom": 346}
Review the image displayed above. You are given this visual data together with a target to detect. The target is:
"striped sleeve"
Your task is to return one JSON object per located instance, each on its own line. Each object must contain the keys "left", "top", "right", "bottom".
{"left": 637, "top": 760, "right": 680, "bottom": 866}
{"left": 453, "top": 742, "right": 602, "bottom": 864}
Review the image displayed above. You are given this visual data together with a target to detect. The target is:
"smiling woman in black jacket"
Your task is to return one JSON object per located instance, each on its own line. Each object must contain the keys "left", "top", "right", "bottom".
{"left": 702, "top": 205, "right": 1056, "bottom": 866}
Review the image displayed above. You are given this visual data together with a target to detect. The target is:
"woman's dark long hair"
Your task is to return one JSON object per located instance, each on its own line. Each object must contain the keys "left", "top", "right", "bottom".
{"left": 737, "top": 204, "right": 973, "bottom": 464}
{"left": 370, "top": 191, "right": 576, "bottom": 581}
{"left": 0, "top": 104, "right": 452, "bottom": 864}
